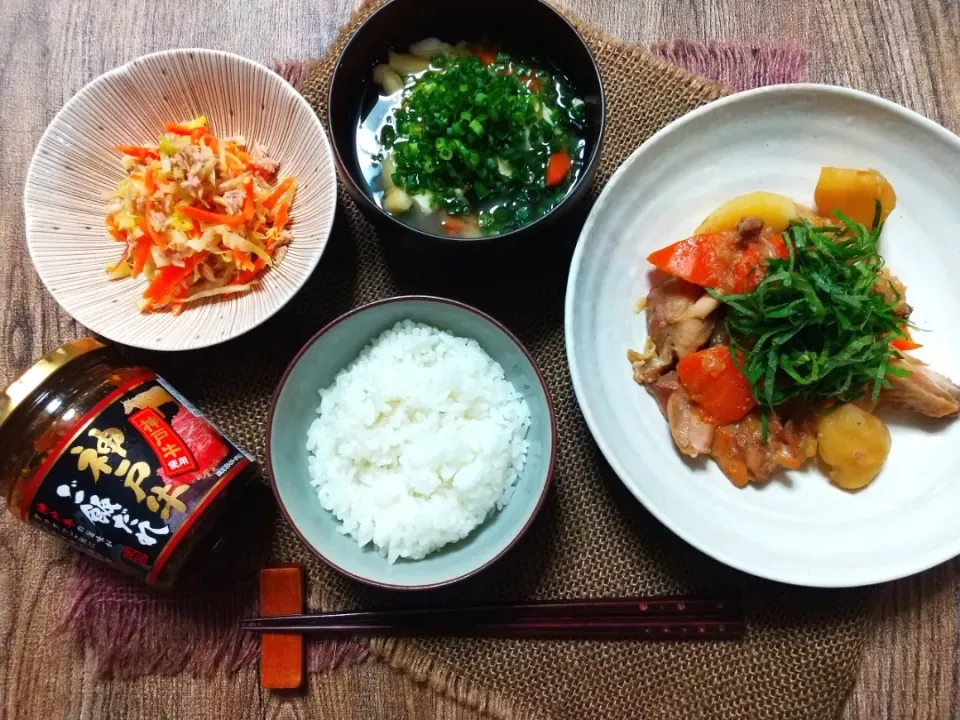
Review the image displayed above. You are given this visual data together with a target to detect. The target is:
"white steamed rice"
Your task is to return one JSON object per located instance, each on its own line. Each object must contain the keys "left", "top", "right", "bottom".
{"left": 306, "top": 320, "right": 531, "bottom": 563}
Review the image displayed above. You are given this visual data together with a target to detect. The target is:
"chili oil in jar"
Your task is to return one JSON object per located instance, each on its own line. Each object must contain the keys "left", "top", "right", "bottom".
{"left": 0, "top": 338, "right": 257, "bottom": 588}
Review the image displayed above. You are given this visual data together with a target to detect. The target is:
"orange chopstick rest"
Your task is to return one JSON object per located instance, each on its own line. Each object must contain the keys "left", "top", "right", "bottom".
{"left": 260, "top": 565, "right": 304, "bottom": 689}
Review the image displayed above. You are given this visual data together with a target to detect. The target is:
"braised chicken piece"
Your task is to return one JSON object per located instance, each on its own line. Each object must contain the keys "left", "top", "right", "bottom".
{"left": 882, "top": 356, "right": 960, "bottom": 418}
{"left": 648, "top": 372, "right": 714, "bottom": 458}
{"left": 650, "top": 372, "right": 813, "bottom": 478}
{"left": 711, "top": 412, "right": 817, "bottom": 487}
{"left": 667, "top": 390, "right": 715, "bottom": 458}
{"left": 629, "top": 278, "right": 714, "bottom": 383}
{"left": 648, "top": 371, "right": 680, "bottom": 414}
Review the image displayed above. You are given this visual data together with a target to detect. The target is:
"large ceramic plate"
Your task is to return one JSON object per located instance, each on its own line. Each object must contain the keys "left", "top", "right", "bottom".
{"left": 565, "top": 84, "right": 960, "bottom": 587}
{"left": 24, "top": 49, "right": 337, "bottom": 351}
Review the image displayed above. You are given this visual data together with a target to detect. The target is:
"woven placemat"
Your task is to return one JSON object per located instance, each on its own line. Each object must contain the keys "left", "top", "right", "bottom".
{"left": 62, "top": 2, "right": 869, "bottom": 718}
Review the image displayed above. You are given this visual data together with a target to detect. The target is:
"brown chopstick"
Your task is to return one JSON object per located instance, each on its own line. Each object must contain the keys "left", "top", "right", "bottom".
{"left": 242, "top": 595, "right": 737, "bottom": 628}
{"left": 243, "top": 617, "right": 743, "bottom": 640}
{"left": 241, "top": 596, "right": 744, "bottom": 641}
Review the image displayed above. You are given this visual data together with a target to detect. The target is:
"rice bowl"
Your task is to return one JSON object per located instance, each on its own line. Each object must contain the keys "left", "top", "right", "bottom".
{"left": 268, "top": 295, "right": 555, "bottom": 590}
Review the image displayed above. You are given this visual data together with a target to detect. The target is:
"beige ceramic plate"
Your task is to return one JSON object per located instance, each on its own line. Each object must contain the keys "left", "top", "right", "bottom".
{"left": 24, "top": 49, "right": 337, "bottom": 351}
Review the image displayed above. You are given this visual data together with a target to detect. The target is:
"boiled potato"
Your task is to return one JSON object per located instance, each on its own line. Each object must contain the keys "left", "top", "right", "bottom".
{"left": 408, "top": 37, "right": 452, "bottom": 60}
{"left": 695, "top": 191, "right": 799, "bottom": 234}
{"left": 388, "top": 51, "right": 430, "bottom": 76}
{"left": 372, "top": 64, "right": 404, "bottom": 94}
{"left": 381, "top": 154, "right": 398, "bottom": 189}
{"left": 381, "top": 154, "right": 412, "bottom": 213}
{"left": 817, "top": 403, "right": 891, "bottom": 490}
{"left": 383, "top": 186, "right": 413, "bottom": 214}
{"left": 814, "top": 167, "right": 896, "bottom": 228}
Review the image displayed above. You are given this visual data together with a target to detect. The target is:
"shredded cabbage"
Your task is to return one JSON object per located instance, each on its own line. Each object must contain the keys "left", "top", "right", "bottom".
{"left": 158, "top": 137, "right": 178, "bottom": 156}
{"left": 168, "top": 211, "right": 194, "bottom": 233}
{"left": 114, "top": 211, "right": 138, "bottom": 231}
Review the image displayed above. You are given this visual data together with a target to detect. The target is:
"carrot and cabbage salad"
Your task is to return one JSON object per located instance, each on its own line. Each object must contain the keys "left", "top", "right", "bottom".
{"left": 105, "top": 116, "right": 297, "bottom": 314}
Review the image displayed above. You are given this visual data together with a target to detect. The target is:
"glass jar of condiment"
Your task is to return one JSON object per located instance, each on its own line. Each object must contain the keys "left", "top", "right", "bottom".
{"left": 0, "top": 338, "right": 256, "bottom": 588}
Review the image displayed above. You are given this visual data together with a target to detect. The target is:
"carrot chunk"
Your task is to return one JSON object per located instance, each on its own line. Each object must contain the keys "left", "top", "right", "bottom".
{"left": 647, "top": 232, "right": 789, "bottom": 294}
{"left": 677, "top": 346, "right": 757, "bottom": 425}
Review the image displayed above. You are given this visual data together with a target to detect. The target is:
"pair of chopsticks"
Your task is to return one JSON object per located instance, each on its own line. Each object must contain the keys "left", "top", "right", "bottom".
{"left": 241, "top": 595, "right": 744, "bottom": 641}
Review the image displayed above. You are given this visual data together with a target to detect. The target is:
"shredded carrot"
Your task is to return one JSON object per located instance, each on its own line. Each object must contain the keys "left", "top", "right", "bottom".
{"left": 224, "top": 152, "right": 246, "bottom": 173}
{"left": 164, "top": 122, "right": 194, "bottom": 136}
{"left": 201, "top": 133, "right": 219, "bottom": 154}
{"left": 263, "top": 178, "right": 294, "bottom": 210}
{"left": 115, "top": 145, "right": 160, "bottom": 161}
{"left": 105, "top": 215, "right": 127, "bottom": 241}
{"left": 242, "top": 180, "right": 256, "bottom": 221}
{"left": 273, "top": 199, "right": 290, "bottom": 230}
{"left": 131, "top": 237, "right": 151, "bottom": 278}
{"left": 139, "top": 214, "right": 167, "bottom": 251}
{"left": 143, "top": 253, "right": 206, "bottom": 306}
{"left": 232, "top": 249, "right": 256, "bottom": 272}
{"left": 179, "top": 205, "right": 248, "bottom": 228}
{"left": 235, "top": 258, "right": 266, "bottom": 285}
{"left": 143, "top": 168, "right": 155, "bottom": 197}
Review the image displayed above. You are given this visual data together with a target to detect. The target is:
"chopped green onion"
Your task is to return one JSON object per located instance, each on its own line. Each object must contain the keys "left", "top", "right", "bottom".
{"left": 377, "top": 51, "right": 584, "bottom": 234}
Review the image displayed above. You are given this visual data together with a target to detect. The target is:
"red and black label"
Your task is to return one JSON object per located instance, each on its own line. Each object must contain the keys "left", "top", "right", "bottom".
{"left": 22, "top": 373, "right": 252, "bottom": 584}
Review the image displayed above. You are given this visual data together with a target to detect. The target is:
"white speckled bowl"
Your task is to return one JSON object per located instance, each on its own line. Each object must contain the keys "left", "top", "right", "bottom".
{"left": 24, "top": 49, "right": 337, "bottom": 351}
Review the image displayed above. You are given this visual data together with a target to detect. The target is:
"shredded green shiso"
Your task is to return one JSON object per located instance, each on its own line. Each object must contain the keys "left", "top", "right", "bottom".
{"left": 379, "top": 51, "right": 586, "bottom": 234}
{"left": 708, "top": 206, "right": 912, "bottom": 434}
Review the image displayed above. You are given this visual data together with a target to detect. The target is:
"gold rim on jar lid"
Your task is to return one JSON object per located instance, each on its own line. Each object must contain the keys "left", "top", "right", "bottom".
{"left": 0, "top": 337, "right": 106, "bottom": 430}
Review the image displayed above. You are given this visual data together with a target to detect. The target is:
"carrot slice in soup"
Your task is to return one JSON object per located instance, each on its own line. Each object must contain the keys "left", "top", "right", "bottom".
{"left": 545, "top": 150, "right": 572, "bottom": 187}
{"left": 472, "top": 46, "right": 497, "bottom": 66}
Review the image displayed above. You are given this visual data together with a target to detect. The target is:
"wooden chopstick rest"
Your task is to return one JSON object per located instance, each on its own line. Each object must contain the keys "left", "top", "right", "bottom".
{"left": 259, "top": 565, "right": 304, "bottom": 690}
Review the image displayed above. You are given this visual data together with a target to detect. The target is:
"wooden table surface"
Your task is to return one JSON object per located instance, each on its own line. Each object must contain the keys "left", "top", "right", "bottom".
{"left": 1, "top": 0, "right": 959, "bottom": 717}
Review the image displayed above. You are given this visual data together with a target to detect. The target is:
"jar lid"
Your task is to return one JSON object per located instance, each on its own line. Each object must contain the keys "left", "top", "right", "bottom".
{"left": 0, "top": 337, "right": 106, "bottom": 431}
